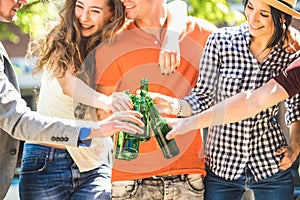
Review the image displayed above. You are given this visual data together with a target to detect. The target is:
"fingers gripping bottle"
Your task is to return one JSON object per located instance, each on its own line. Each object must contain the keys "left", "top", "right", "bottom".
{"left": 114, "top": 93, "right": 141, "bottom": 160}
{"left": 146, "top": 96, "right": 180, "bottom": 159}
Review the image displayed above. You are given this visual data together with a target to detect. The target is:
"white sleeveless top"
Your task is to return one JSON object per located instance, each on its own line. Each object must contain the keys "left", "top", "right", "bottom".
{"left": 34, "top": 70, "right": 113, "bottom": 172}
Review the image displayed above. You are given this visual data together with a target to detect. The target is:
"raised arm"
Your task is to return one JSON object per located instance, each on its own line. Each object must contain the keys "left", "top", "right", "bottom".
{"left": 166, "top": 78, "right": 289, "bottom": 139}
{"left": 159, "top": 0, "right": 187, "bottom": 75}
{"left": 57, "top": 69, "right": 112, "bottom": 112}
{"left": 57, "top": 70, "right": 132, "bottom": 113}
{"left": 0, "top": 67, "right": 143, "bottom": 145}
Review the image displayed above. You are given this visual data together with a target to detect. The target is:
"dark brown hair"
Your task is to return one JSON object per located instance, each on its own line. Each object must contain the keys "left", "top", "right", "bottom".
{"left": 243, "top": 0, "right": 292, "bottom": 48}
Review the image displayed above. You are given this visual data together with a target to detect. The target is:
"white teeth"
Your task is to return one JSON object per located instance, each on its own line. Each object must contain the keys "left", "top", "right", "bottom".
{"left": 250, "top": 24, "right": 260, "bottom": 29}
{"left": 125, "top": 5, "right": 134, "bottom": 8}
{"left": 82, "top": 24, "right": 92, "bottom": 28}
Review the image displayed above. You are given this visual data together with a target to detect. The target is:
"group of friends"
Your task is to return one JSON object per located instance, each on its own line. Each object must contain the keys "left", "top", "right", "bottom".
{"left": 1, "top": 0, "right": 300, "bottom": 199}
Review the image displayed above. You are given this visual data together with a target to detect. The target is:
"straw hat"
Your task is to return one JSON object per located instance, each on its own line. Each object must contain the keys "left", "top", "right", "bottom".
{"left": 262, "top": 0, "right": 300, "bottom": 18}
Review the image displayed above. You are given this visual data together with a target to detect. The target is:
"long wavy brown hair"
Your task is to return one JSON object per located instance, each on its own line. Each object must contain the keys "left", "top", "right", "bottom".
{"left": 30, "top": 0, "right": 125, "bottom": 119}
{"left": 32, "top": 0, "right": 125, "bottom": 78}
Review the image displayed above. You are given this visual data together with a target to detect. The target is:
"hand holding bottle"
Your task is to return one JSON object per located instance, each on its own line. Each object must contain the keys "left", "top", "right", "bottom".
{"left": 111, "top": 92, "right": 134, "bottom": 112}
{"left": 90, "top": 110, "right": 144, "bottom": 138}
{"left": 114, "top": 78, "right": 180, "bottom": 160}
{"left": 97, "top": 92, "right": 133, "bottom": 120}
{"left": 147, "top": 91, "right": 174, "bottom": 114}
{"left": 147, "top": 97, "right": 180, "bottom": 159}
{"left": 164, "top": 117, "right": 199, "bottom": 140}
{"left": 114, "top": 91, "right": 142, "bottom": 160}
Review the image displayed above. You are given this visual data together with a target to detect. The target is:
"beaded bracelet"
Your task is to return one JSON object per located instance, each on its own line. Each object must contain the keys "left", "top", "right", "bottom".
{"left": 177, "top": 98, "right": 183, "bottom": 117}
{"left": 168, "top": 98, "right": 176, "bottom": 115}
{"left": 169, "top": 98, "right": 183, "bottom": 117}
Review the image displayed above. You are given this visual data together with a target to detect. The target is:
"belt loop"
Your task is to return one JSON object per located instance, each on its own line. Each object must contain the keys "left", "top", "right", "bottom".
{"left": 48, "top": 147, "right": 55, "bottom": 162}
{"left": 181, "top": 174, "right": 186, "bottom": 181}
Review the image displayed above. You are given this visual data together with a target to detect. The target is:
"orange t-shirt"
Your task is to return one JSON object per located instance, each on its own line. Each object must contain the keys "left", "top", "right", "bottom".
{"left": 95, "top": 17, "right": 217, "bottom": 181}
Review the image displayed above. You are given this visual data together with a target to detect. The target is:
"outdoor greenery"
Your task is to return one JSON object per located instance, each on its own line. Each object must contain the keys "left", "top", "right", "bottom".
{"left": 0, "top": 0, "right": 61, "bottom": 42}
{"left": 186, "top": 0, "right": 245, "bottom": 26}
{"left": 0, "top": 0, "right": 246, "bottom": 42}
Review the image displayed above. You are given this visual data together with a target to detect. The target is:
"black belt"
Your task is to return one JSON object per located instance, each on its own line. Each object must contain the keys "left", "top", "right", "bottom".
{"left": 152, "top": 174, "right": 186, "bottom": 180}
{"left": 138, "top": 174, "right": 186, "bottom": 185}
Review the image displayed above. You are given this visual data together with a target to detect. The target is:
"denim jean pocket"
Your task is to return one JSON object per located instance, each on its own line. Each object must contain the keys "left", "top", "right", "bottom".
{"left": 185, "top": 174, "right": 205, "bottom": 193}
{"left": 20, "top": 153, "right": 48, "bottom": 174}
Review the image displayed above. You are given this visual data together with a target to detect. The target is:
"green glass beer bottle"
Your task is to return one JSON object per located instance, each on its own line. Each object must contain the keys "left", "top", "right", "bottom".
{"left": 114, "top": 92, "right": 141, "bottom": 160}
{"left": 139, "top": 78, "right": 151, "bottom": 142}
{"left": 140, "top": 78, "right": 148, "bottom": 97}
{"left": 114, "top": 131, "right": 140, "bottom": 160}
{"left": 146, "top": 96, "right": 180, "bottom": 159}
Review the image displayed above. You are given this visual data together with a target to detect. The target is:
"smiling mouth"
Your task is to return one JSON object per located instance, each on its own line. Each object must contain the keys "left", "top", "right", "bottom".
{"left": 81, "top": 24, "right": 93, "bottom": 29}
{"left": 250, "top": 24, "right": 263, "bottom": 30}
{"left": 124, "top": 5, "right": 135, "bottom": 9}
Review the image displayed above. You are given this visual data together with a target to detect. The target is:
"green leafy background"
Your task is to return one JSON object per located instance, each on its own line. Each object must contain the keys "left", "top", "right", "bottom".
{"left": 1, "top": 0, "right": 245, "bottom": 42}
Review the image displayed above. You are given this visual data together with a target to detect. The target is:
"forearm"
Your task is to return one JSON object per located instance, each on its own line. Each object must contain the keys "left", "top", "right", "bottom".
{"left": 72, "top": 78, "right": 112, "bottom": 111}
{"left": 188, "top": 95, "right": 259, "bottom": 130}
{"left": 58, "top": 71, "right": 112, "bottom": 111}
{"left": 289, "top": 121, "right": 300, "bottom": 154}
{"left": 166, "top": 0, "right": 187, "bottom": 39}
{"left": 0, "top": 100, "right": 81, "bottom": 146}
{"left": 195, "top": 80, "right": 289, "bottom": 128}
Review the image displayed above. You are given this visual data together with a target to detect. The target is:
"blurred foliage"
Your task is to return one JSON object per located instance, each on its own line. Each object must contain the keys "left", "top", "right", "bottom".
{"left": 0, "top": 23, "right": 20, "bottom": 42}
{"left": 0, "top": 0, "right": 246, "bottom": 42}
{"left": 186, "top": 0, "right": 245, "bottom": 27}
{"left": 15, "top": 1, "right": 60, "bottom": 38}
{"left": 0, "top": 0, "right": 61, "bottom": 42}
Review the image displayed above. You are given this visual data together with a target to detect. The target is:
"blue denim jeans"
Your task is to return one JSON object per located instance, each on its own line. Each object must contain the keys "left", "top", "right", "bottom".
{"left": 204, "top": 167, "right": 293, "bottom": 200}
{"left": 111, "top": 174, "right": 204, "bottom": 200}
{"left": 19, "top": 143, "right": 111, "bottom": 200}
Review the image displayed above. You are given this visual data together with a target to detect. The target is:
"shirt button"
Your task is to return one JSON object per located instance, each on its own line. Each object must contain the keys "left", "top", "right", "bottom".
{"left": 10, "top": 148, "right": 17, "bottom": 155}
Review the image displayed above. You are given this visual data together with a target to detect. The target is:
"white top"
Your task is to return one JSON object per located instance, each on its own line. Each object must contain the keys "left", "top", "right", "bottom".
{"left": 34, "top": 70, "right": 113, "bottom": 172}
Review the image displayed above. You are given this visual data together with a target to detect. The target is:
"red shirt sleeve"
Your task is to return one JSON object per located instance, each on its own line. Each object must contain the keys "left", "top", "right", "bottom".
{"left": 274, "top": 58, "right": 300, "bottom": 98}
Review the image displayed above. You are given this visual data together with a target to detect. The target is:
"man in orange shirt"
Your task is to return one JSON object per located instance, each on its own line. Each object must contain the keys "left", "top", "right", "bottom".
{"left": 95, "top": 0, "right": 217, "bottom": 199}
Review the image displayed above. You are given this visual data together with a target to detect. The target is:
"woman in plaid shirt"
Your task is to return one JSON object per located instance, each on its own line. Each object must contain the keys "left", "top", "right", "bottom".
{"left": 167, "top": 55, "right": 300, "bottom": 199}
{"left": 151, "top": 0, "right": 300, "bottom": 199}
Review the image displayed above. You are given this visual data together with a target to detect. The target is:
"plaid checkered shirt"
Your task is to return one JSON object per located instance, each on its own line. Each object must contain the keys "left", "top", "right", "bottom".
{"left": 184, "top": 22, "right": 300, "bottom": 181}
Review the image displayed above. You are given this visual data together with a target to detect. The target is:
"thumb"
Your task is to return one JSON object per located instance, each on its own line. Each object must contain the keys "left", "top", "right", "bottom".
{"left": 275, "top": 146, "right": 287, "bottom": 156}
{"left": 166, "top": 130, "right": 175, "bottom": 140}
